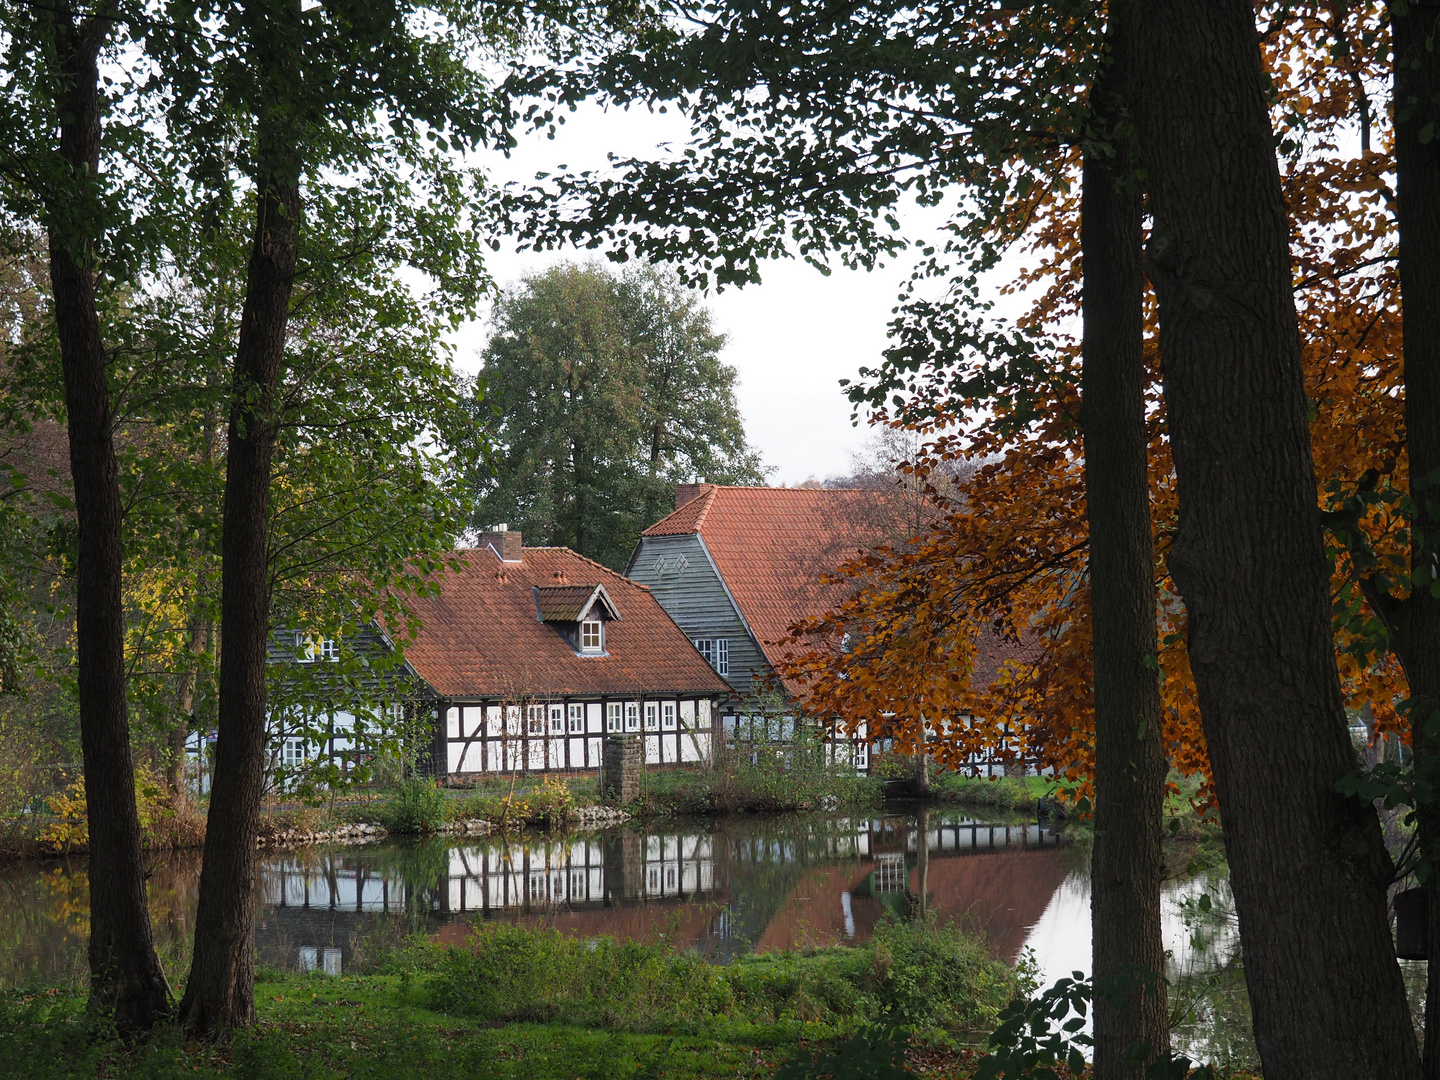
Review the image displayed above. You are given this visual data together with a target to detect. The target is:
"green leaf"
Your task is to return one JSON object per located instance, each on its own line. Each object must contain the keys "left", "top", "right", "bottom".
{"left": 1421, "top": 122, "right": 1436, "bottom": 145}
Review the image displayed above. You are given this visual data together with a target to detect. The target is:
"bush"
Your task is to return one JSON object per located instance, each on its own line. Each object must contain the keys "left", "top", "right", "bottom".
{"left": 381, "top": 777, "right": 448, "bottom": 834}
{"left": 38, "top": 771, "right": 205, "bottom": 852}
{"left": 430, "top": 917, "right": 1019, "bottom": 1036}
{"left": 430, "top": 923, "right": 734, "bottom": 1026}
{"left": 929, "top": 774, "right": 1048, "bottom": 810}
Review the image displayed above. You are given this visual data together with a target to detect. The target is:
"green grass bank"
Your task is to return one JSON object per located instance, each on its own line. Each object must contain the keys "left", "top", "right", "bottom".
{"left": 1, "top": 919, "right": 1021, "bottom": 1079}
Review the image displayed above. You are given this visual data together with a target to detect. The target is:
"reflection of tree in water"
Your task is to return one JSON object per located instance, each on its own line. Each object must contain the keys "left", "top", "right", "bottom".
{"left": 0, "top": 851, "right": 201, "bottom": 987}
{"left": 1166, "top": 875, "right": 1258, "bottom": 1072}
{"left": 701, "top": 815, "right": 861, "bottom": 962}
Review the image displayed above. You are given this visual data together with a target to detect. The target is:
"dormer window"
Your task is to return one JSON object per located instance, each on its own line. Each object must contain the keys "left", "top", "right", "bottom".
{"left": 534, "top": 582, "right": 620, "bottom": 656}
{"left": 581, "top": 620, "right": 603, "bottom": 653}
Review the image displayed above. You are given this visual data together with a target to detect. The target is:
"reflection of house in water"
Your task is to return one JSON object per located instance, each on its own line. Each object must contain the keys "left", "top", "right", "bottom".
{"left": 255, "top": 815, "right": 1073, "bottom": 974}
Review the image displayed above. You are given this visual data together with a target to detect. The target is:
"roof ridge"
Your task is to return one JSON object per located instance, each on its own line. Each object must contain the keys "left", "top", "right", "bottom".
{"left": 690, "top": 485, "right": 718, "bottom": 531}
{"left": 533, "top": 545, "right": 644, "bottom": 591}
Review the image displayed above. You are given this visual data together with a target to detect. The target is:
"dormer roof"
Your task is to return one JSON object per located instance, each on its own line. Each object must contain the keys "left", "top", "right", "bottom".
{"left": 533, "top": 583, "right": 622, "bottom": 623}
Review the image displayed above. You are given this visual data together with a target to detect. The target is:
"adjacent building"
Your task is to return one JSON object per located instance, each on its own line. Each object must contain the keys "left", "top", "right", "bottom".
{"left": 625, "top": 483, "right": 905, "bottom": 705}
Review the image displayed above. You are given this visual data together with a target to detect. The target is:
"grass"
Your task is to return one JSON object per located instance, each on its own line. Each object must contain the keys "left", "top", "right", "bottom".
{"left": 0, "top": 920, "right": 1021, "bottom": 1080}
{"left": 0, "top": 979, "right": 793, "bottom": 1080}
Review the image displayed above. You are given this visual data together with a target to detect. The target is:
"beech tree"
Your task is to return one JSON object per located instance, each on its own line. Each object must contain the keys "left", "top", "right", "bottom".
{"left": 503, "top": 0, "right": 1431, "bottom": 1072}
{"left": 1126, "top": 3, "right": 1416, "bottom": 1075}
{"left": 502, "top": 5, "right": 1174, "bottom": 1075}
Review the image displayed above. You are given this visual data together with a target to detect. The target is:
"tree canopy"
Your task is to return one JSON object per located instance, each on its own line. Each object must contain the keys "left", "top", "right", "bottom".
{"left": 472, "top": 261, "right": 766, "bottom": 568}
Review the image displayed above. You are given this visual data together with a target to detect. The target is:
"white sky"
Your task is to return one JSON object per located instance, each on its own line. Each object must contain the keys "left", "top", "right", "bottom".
{"left": 451, "top": 102, "right": 966, "bottom": 486}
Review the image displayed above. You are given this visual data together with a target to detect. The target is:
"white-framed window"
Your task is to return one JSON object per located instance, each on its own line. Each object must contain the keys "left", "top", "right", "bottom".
{"left": 606, "top": 702, "right": 622, "bottom": 732}
{"left": 549, "top": 704, "right": 565, "bottom": 733}
{"left": 581, "top": 620, "right": 603, "bottom": 652}
{"left": 568, "top": 703, "right": 584, "bottom": 734}
{"left": 644, "top": 702, "right": 659, "bottom": 731}
{"left": 294, "top": 633, "right": 339, "bottom": 663}
{"left": 625, "top": 701, "right": 640, "bottom": 732}
{"left": 662, "top": 703, "right": 677, "bottom": 730}
{"left": 282, "top": 738, "right": 306, "bottom": 769}
{"left": 526, "top": 704, "right": 546, "bottom": 735}
{"left": 694, "top": 638, "right": 729, "bottom": 676}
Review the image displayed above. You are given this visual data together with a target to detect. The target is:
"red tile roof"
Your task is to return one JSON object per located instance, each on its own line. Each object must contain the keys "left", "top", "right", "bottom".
{"left": 642, "top": 486, "right": 911, "bottom": 690}
{"left": 403, "top": 546, "right": 730, "bottom": 700}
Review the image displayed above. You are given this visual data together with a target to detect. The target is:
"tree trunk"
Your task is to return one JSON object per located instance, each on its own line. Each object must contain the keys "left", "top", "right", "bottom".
{"left": 45, "top": 9, "right": 171, "bottom": 1031}
{"left": 167, "top": 612, "right": 210, "bottom": 799}
{"left": 1080, "top": 17, "right": 1169, "bottom": 1077}
{"left": 178, "top": 54, "right": 302, "bottom": 1031}
{"left": 1129, "top": 2, "right": 1419, "bottom": 1076}
{"left": 1392, "top": 2, "right": 1440, "bottom": 1072}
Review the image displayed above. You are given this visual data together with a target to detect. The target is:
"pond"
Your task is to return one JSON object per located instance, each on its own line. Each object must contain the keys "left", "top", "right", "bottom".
{"left": 0, "top": 806, "right": 1255, "bottom": 1067}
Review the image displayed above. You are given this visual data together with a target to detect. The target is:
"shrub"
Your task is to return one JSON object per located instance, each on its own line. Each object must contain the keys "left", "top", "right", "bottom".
{"left": 429, "top": 918, "right": 1019, "bottom": 1036}
{"left": 38, "top": 771, "right": 204, "bottom": 851}
{"left": 929, "top": 774, "right": 1047, "bottom": 811}
{"left": 381, "top": 777, "right": 448, "bottom": 834}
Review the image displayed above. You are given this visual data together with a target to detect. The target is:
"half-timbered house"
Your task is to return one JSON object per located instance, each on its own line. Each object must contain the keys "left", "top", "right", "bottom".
{"left": 405, "top": 530, "right": 731, "bottom": 778}
{"left": 266, "top": 529, "right": 730, "bottom": 782}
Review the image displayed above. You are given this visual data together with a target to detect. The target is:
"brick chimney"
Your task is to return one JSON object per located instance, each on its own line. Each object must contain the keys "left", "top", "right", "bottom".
{"left": 675, "top": 481, "right": 712, "bottom": 510}
{"left": 475, "top": 524, "right": 522, "bottom": 562}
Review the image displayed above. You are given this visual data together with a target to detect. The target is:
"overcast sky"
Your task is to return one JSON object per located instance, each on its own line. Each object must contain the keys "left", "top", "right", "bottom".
{"left": 449, "top": 102, "right": 963, "bottom": 487}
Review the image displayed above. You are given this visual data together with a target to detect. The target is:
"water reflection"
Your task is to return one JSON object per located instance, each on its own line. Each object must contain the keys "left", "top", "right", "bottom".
{"left": 0, "top": 810, "right": 1272, "bottom": 1070}
{"left": 1, "top": 810, "right": 1077, "bottom": 985}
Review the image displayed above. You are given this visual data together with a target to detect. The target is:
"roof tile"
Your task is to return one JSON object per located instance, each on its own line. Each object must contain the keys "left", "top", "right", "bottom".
{"left": 404, "top": 546, "right": 730, "bottom": 700}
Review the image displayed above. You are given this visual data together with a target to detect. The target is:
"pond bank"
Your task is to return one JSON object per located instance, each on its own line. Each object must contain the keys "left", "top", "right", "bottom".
{"left": 2, "top": 920, "right": 1024, "bottom": 1080}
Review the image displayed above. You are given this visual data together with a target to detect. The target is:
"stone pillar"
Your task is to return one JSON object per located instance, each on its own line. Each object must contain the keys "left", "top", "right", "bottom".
{"left": 603, "top": 734, "right": 640, "bottom": 804}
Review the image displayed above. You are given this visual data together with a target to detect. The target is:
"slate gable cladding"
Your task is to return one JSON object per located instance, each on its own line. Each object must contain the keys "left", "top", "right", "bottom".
{"left": 628, "top": 486, "right": 902, "bottom": 700}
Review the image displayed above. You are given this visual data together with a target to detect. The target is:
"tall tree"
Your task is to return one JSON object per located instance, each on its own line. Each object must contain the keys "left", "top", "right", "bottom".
{"left": 1080, "top": 11, "right": 1168, "bottom": 1076}
{"left": 1387, "top": 1, "right": 1440, "bottom": 1072}
{"left": 157, "top": 0, "right": 621, "bottom": 1031}
{"left": 0, "top": 2, "right": 172, "bottom": 1027}
{"left": 1128, "top": 1, "right": 1418, "bottom": 1075}
{"left": 177, "top": 0, "right": 306, "bottom": 1031}
{"left": 473, "top": 261, "right": 765, "bottom": 568}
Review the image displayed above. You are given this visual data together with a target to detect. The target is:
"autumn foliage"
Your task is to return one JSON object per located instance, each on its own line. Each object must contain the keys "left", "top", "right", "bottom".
{"left": 773, "top": 2, "right": 1411, "bottom": 804}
